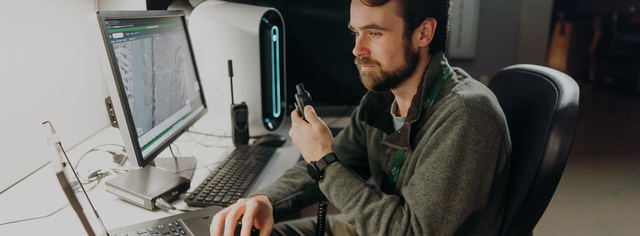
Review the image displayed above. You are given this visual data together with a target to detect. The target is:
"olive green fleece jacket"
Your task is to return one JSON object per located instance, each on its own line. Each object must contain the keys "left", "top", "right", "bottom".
{"left": 252, "top": 52, "right": 511, "bottom": 236}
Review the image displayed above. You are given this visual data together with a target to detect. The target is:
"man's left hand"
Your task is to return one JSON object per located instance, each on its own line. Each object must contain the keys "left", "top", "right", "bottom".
{"left": 289, "top": 105, "right": 333, "bottom": 162}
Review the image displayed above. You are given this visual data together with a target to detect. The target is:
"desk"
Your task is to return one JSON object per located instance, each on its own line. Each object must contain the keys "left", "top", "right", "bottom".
{"left": 0, "top": 115, "right": 308, "bottom": 235}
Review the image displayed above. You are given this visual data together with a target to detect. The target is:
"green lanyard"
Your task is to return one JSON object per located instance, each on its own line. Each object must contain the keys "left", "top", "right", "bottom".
{"left": 383, "top": 60, "right": 452, "bottom": 194}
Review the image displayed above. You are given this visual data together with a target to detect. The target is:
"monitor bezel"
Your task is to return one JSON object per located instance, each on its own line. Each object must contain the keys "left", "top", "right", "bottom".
{"left": 90, "top": 10, "right": 208, "bottom": 169}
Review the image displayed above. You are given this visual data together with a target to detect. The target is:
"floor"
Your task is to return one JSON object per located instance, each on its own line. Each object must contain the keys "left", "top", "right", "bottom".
{"left": 533, "top": 81, "right": 640, "bottom": 235}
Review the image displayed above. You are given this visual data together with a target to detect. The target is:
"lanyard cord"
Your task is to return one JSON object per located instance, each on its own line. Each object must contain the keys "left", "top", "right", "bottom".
{"left": 383, "top": 60, "right": 452, "bottom": 195}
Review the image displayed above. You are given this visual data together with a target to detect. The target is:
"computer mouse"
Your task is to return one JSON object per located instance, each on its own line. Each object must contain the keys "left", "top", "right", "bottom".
{"left": 252, "top": 134, "right": 286, "bottom": 147}
{"left": 227, "top": 221, "right": 260, "bottom": 236}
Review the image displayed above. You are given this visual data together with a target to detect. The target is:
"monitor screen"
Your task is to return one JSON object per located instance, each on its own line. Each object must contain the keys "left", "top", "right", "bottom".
{"left": 90, "top": 10, "right": 207, "bottom": 169}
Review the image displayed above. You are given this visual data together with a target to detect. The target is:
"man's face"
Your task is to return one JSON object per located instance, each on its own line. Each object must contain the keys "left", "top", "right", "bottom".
{"left": 350, "top": 0, "right": 420, "bottom": 92}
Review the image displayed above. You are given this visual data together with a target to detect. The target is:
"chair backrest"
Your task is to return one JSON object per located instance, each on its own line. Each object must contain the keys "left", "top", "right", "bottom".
{"left": 489, "top": 64, "right": 580, "bottom": 236}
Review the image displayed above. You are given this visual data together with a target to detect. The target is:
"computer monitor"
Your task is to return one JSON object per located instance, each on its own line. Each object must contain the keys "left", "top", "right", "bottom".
{"left": 89, "top": 10, "right": 207, "bottom": 178}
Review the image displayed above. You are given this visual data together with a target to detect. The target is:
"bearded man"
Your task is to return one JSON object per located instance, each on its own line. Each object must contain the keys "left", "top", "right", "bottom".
{"left": 211, "top": 0, "right": 511, "bottom": 235}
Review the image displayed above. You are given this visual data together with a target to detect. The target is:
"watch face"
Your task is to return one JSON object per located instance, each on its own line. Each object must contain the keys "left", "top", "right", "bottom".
{"left": 307, "top": 162, "right": 319, "bottom": 180}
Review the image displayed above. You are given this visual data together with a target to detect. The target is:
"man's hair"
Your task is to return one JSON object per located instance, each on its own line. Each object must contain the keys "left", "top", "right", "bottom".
{"left": 361, "top": 0, "right": 451, "bottom": 54}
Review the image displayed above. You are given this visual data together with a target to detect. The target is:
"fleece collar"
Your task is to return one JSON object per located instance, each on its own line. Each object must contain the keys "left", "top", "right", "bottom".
{"left": 358, "top": 51, "right": 450, "bottom": 149}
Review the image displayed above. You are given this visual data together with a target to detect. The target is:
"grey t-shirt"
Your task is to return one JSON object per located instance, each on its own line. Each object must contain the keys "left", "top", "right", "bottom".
{"left": 390, "top": 99, "right": 406, "bottom": 131}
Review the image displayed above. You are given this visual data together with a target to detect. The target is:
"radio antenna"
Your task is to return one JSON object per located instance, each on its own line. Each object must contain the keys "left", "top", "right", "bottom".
{"left": 228, "top": 59, "right": 235, "bottom": 105}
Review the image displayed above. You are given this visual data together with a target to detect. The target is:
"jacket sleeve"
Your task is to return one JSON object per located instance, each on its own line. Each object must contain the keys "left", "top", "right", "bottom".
{"left": 319, "top": 101, "right": 507, "bottom": 236}
{"left": 249, "top": 159, "right": 323, "bottom": 221}
{"left": 249, "top": 106, "right": 371, "bottom": 221}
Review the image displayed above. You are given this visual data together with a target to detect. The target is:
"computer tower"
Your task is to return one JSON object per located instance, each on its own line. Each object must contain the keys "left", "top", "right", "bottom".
{"left": 189, "top": 0, "right": 286, "bottom": 136}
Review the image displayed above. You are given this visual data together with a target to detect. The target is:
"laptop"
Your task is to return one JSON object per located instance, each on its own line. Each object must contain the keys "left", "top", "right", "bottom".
{"left": 44, "top": 121, "right": 223, "bottom": 236}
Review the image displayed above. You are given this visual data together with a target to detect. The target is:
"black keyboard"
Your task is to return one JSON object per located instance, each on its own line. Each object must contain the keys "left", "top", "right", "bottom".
{"left": 185, "top": 145, "right": 276, "bottom": 207}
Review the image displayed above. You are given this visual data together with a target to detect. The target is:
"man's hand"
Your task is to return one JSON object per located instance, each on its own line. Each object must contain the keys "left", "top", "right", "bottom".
{"left": 289, "top": 105, "right": 334, "bottom": 162}
{"left": 210, "top": 195, "right": 274, "bottom": 236}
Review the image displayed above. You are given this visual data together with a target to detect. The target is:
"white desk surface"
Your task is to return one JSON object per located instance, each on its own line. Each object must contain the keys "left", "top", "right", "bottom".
{"left": 0, "top": 115, "right": 346, "bottom": 235}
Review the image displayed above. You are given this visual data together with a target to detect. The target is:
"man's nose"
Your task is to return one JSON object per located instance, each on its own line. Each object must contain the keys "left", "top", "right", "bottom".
{"left": 352, "top": 36, "right": 369, "bottom": 58}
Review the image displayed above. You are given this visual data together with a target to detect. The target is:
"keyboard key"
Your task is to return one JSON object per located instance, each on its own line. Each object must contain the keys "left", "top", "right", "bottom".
{"left": 239, "top": 174, "right": 256, "bottom": 190}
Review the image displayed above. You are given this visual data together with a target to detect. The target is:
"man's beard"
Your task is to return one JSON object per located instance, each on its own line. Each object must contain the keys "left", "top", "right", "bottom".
{"left": 355, "top": 41, "right": 420, "bottom": 93}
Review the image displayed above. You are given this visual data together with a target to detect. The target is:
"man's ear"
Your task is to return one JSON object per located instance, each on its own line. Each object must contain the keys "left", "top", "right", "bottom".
{"left": 416, "top": 18, "right": 437, "bottom": 48}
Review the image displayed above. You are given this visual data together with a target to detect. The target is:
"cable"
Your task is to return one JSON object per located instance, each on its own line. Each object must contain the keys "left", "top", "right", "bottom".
{"left": 0, "top": 203, "right": 69, "bottom": 227}
{"left": 187, "top": 130, "right": 269, "bottom": 140}
{"left": 74, "top": 143, "right": 126, "bottom": 170}
{"left": 106, "top": 150, "right": 128, "bottom": 166}
{"left": 169, "top": 131, "right": 226, "bottom": 175}
{"left": 154, "top": 197, "right": 192, "bottom": 212}
{"left": 185, "top": 128, "right": 230, "bottom": 148}
{"left": 186, "top": 130, "right": 229, "bottom": 138}
{"left": 166, "top": 144, "right": 214, "bottom": 176}
{"left": 72, "top": 144, "right": 129, "bottom": 188}
{"left": 0, "top": 161, "right": 50, "bottom": 196}
{"left": 169, "top": 145, "right": 179, "bottom": 159}
{"left": 154, "top": 197, "right": 175, "bottom": 210}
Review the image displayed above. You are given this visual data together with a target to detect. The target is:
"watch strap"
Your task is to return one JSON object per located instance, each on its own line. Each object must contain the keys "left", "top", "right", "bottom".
{"left": 315, "top": 152, "right": 339, "bottom": 171}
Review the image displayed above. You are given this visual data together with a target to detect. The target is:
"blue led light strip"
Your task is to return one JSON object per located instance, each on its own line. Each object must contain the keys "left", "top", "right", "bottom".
{"left": 271, "top": 25, "right": 281, "bottom": 118}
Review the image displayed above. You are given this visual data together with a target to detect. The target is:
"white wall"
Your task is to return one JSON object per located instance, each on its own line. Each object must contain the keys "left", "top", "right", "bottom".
{"left": 0, "top": 0, "right": 145, "bottom": 193}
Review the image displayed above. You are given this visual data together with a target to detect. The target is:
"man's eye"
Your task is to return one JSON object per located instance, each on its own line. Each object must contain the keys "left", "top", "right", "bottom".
{"left": 369, "top": 32, "right": 380, "bottom": 37}
{"left": 350, "top": 31, "right": 359, "bottom": 36}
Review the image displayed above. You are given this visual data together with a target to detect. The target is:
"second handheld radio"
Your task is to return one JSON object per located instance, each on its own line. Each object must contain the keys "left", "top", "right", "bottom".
{"left": 228, "top": 60, "right": 249, "bottom": 145}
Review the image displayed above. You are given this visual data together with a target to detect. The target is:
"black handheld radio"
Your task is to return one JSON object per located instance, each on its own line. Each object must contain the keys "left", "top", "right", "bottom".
{"left": 294, "top": 83, "right": 314, "bottom": 121}
{"left": 228, "top": 60, "right": 249, "bottom": 146}
{"left": 293, "top": 83, "right": 326, "bottom": 236}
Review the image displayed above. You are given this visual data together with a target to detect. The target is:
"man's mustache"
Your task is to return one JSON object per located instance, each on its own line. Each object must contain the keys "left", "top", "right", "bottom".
{"left": 354, "top": 57, "right": 381, "bottom": 69}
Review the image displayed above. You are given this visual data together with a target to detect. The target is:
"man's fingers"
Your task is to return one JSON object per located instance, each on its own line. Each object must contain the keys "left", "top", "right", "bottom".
{"left": 259, "top": 226, "right": 272, "bottom": 236}
{"left": 240, "top": 208, "right": 255, "bottom": 236}
{"left": 303, "top": 105, "right": 323, "bottom": 128}
{"left": 240, "top": 199, "right": 258, "bottom": 236}
{"left": 223, "top": 205, "right": 245, "bottom": 236}
{"left": 210, "top": 207, "right": 231, "bottom": 236}
{"left": 290, "top": 109, "right": 303, "bottom": 126}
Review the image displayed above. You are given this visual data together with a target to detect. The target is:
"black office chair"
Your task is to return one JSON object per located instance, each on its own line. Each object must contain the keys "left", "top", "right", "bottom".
{"left": 488, "top": 64, "right": 580, "bottom": 236}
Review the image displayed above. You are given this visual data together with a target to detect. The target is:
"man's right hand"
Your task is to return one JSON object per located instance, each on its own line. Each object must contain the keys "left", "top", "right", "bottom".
{"left": 210, "top": 195, "right": 274, "bottom": 236}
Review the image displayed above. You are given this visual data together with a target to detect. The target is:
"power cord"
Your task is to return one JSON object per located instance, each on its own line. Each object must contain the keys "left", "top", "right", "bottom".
{"left": 0, "top": 203, "right": 70, "bottom": 227}
{"left": 0, "top": 162, "right": 50, "bottom": 196}
{"left": 73, "top": 144, "right": 129, "bottom": 190}
{"left": 154, "top": 197, "right": 192, "bottom": 212}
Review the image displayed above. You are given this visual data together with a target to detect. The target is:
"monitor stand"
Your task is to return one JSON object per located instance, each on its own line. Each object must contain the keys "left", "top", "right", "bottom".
{"left": 151, "top": 157, "right": 198, "bottom": 180}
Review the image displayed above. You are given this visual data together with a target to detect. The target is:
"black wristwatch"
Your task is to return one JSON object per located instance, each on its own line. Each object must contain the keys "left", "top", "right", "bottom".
{"left": 306, "top": 152, "right": 340, "bottom": 181}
